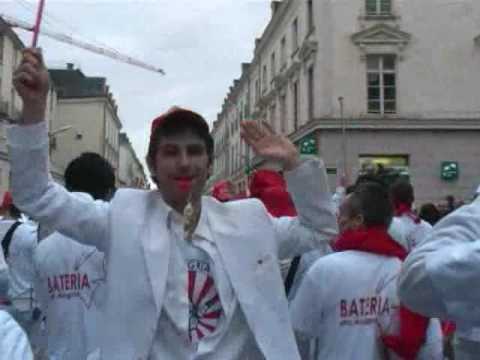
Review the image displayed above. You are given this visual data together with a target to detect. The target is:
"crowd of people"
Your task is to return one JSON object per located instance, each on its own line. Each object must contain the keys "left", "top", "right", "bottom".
{"left": 0, "top": 47, "right": 479, "bottom": 359}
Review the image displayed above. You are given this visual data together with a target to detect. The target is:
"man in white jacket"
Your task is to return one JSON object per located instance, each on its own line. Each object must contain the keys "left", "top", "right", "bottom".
{"left": 389, "top": 179, "right": 432, "bottom": 252}
{"left": 33, "top": 152, "right": 115, "bottom": 360}
{"left": 8, "top": 48, "right": 337, "bottom": 359}
{"left": 0, "top": 191, "right": 40, "bottom": 351}
{"left": 291, "top": 181, "right": 431, "bottom": 360}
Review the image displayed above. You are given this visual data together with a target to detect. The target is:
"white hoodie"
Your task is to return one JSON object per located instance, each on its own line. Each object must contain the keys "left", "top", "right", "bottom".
{"left": 0, "top": 310, "right": 33, "bottom": 359}
{"left": 33, "top": 231, "right": 106, "bottom": 360}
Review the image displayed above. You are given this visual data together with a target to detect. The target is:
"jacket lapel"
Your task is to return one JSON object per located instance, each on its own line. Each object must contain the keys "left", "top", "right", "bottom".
{"left": 141, "top": 192, "right": 171, "bottom": 314}
{"left": 205, "top": 198, "right": 300, "bottom": 359}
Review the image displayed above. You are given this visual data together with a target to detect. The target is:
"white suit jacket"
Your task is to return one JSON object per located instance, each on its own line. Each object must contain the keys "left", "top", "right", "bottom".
{"left": 7, "top": 122, "right": 338, "bottom": 360}
{"left": 399, "top": 197, "right": 480, "bottom": 325}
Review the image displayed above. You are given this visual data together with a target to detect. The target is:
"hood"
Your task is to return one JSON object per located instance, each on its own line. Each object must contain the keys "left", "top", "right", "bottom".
{"left": 249, "top": 170, "right": 286, "bottom": 196}
{"left": 249, "top": 170, "right": 296, "bottom": 218}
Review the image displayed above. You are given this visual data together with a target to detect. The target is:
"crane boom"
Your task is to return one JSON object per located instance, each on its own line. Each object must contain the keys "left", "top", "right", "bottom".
{"left": 1, "top": 14, "right": 165, "bottom": 75}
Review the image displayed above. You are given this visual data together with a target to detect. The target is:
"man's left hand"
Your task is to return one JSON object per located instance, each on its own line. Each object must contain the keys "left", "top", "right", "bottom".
{"left": 241, "top": 121, "right": 300, "bottom": 171}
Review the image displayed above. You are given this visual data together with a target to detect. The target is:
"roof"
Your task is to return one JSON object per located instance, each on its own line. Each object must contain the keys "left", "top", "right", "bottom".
{"left": 49, "top": 68, "right": 107, "bottom": 98}
{"left": 0, "top": 17, "right": 25, "bottom": 50}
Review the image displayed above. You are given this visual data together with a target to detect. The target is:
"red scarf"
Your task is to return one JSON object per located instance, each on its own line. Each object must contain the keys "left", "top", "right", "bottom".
{"left": 334, "top": 226, "right": 429, "bottom": 360}
{"left": 395, "top": 203, "right": 420, "bottom": 224}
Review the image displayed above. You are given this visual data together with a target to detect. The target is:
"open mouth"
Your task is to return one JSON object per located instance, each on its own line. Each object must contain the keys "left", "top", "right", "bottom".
{"left": 172, "top": 176, "right": 195, "bottom": 192}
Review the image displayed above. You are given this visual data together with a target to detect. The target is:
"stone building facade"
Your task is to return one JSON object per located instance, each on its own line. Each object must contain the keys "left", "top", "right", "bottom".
{"left": 211, "top": 0, "right": 480, "bottom": 204}
{"left": 49, "top": 65, "right": 123, "bottom": 179}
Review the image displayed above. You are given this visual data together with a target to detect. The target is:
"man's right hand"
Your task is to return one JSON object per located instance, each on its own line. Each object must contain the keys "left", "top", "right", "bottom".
{"left": 13, "top": 48, "right": 50, "bottom": 124}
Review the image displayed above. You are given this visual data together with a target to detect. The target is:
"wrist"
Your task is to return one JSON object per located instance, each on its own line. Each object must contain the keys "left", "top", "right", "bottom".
{"left": 21, "top": 103, "right": 46, "bottom": 124}
{"left": 283, "top": 155, "right": 300, "bottom": 172}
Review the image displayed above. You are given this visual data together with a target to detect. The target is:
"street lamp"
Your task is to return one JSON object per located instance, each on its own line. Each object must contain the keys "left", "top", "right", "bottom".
{"left": 49, "top": 125, "right": 73, "bottom": 137}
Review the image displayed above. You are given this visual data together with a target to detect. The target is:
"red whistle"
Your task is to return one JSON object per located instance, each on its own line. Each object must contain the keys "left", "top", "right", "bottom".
{"left": 175, "top": 178, "right": 193, "bottom": 192}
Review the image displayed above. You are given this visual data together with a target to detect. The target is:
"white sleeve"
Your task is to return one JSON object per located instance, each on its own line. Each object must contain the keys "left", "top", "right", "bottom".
{"left": 290, "top": 265, "right": 325, "bottom": 337}
{"left": 32, "top": 252, "right": 48, "bottom": 315}
{"left": 7, "top": 122, "right": 110, "bottom": 253}
{"left": 0, "top": 311, "right": 33, "bottom": 360}
{"left": 399, "top": 198, "right": 480, "bottom": 325}
{"left": 10, "top": 224, "right": 38, "bottom": 286}
{"left": 271, "top": 159, "right": 338, "bottom": 260}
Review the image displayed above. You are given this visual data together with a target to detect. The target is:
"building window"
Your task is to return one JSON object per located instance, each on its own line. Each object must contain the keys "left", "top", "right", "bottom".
{"left": 255, "top": 79, "right": 260, "bottom": 102}
{"left": 359, "top": 154, "right": 409, "bottom": 183}
{"left": 281, "top": 36, "right": 287, "bottom": 68}
{"left": 366, "top": 0, "right": 392, "bottom": 15}
{"left": 292, "top": 18, "right": 299, "bottom": 53}
{"left": 307, "top": 0, "right": 314, "bottom": 33}
{"left": 308, "top": 66, "right": 315, "bottom": 122}
{"left": 280, "top": 95, "right": 287, "bottom": 133}
{"left": 271, "top": 52, "right": 276, "bottom": 79}
{"left": 244, "top": 102, "right": 250, "bottom": 118}
{"left": 293, "top": 80, "right": 299, "bottom": 130}
{"left": 262, "top": 65, "right": 268, "bottom": 93}
{"left": 367, "top": 55, "right": 396, "bottom": 114}
{"left": 269, "top": 104, "right": 276, "bottom": 132}
{"left": 0, "top": 36, "right": 4, "bottom": 65}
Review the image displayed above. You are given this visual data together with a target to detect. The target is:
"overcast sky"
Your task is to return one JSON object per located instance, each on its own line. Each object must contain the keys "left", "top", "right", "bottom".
{"left": 1, "top": 0, "right": 271, "bottom": 167}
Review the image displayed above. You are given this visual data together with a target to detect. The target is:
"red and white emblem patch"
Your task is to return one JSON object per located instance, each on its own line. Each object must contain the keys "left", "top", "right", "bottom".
{"left": 187, "top": 262, "right": 223, "bottom": 343}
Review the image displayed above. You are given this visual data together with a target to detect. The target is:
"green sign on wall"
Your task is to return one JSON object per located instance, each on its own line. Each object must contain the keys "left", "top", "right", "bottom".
{"left": 298, "top": 134, "right": 318, "bottom": 155}
{"left": 441, "top": 161, "right": 459, "bottom": 181}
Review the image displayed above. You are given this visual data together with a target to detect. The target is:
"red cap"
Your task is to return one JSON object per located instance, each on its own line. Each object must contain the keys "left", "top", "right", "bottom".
{"left": 147, "top": 107, "right": 210, "bottom": 160}
{"left": 1, "top": 192, "right": 13, "bottom": 210}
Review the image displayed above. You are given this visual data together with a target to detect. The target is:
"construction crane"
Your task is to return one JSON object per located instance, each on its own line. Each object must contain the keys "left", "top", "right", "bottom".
{"left": 1, "top": 13, "right": 165, "bottom": 75}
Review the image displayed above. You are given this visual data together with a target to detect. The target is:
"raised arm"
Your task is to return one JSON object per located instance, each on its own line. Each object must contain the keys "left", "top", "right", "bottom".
{"left": 8, "top": 48, "right": 109, "bottom": 252}
{"left": 240, "top": 121, "right": 337, "bottom": 260}
{"left": 398, "top": 197, "right": 480, "bottom": 325}
{"left": 273, "top": 159, "right": 337, "bottom": 259}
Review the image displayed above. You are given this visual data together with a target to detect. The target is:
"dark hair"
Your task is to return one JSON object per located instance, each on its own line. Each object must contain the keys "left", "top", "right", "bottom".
{"left": 419, "top": 203, "right": 441, "bottom": 226}
{"left": 346, "top": 185, "right": 356, "bottom": 195}
{"left": 355, "top": 173, "right": 387, "bottom": 188}
{"left": 390, "top": 179, "right": 414, "bottom": 205}
{"left": 147, "top": 120, "right": 214, "bottom": 186}
{"left": 9, "top": 204, "right": 21, "bottom": 219}
{"left": 147, "top": 119, "right": 214, "bottom": 164}
{"left": 65, "top": 153, "right": 115, "bottom": 200}
{"left": 350, "top": 181, "right": 393, "bottom": 227}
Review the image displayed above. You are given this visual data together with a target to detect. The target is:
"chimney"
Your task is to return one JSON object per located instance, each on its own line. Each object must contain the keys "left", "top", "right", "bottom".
{"left": 66, "top": 63, "right": 74, "bottom": 70}
{"left": 271, "top": 1, "right": 282, "bottom": 16}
